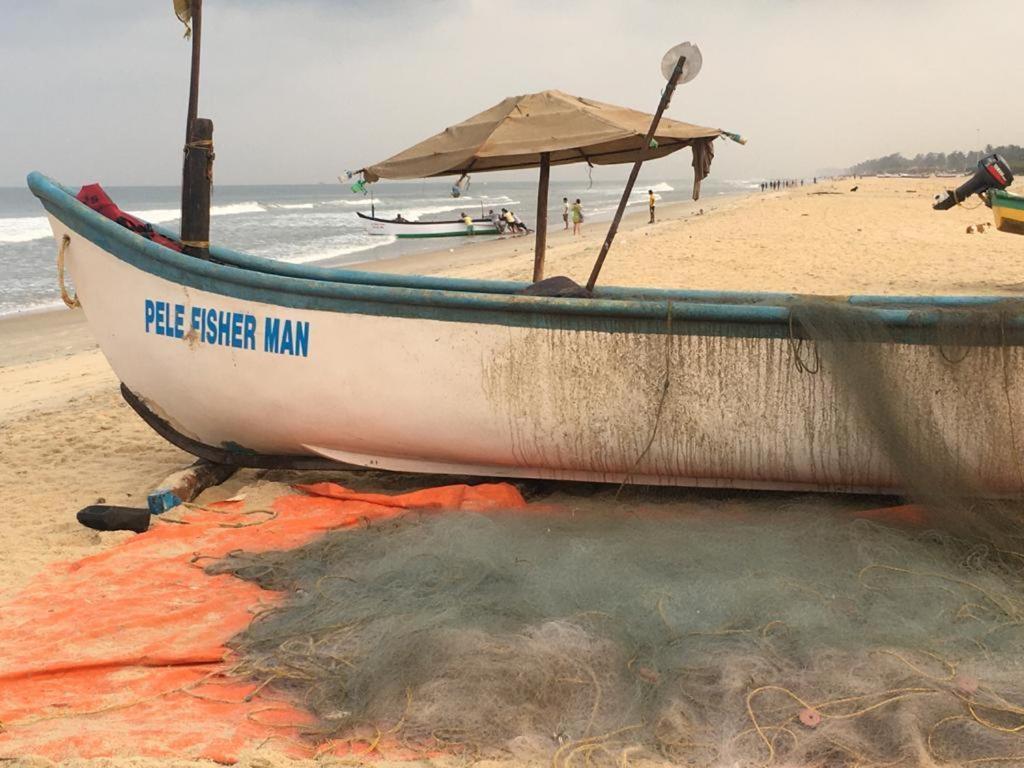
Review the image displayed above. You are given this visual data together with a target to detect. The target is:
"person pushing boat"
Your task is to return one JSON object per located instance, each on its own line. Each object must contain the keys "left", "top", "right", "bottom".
{"left": 488, "top": 208, "right": 504, "bottom": 234}
{"left": 502, "top": 208, "right": 518, "bottom": 235}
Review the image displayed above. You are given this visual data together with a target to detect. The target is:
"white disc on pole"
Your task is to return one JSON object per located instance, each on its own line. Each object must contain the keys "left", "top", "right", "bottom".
{"left": 660, "top": 42, "right": 702, "bottom": 84}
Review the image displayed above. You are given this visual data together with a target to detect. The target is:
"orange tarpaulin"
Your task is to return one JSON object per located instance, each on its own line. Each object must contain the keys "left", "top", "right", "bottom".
{"left": 0, "top": 482, "right": 525, "bottom": 764}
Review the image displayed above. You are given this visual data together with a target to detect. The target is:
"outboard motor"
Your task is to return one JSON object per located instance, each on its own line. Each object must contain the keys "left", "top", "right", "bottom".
{"left": 933, "top": 154, "right": 1014, "bottom": 210}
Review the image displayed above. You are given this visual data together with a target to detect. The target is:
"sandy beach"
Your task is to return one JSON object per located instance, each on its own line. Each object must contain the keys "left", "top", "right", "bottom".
{"left": 353, "top": 177, "right": 1024, "bottom": 295}
{"left": 2, "top": 177, "right": 1023, "bottom": 765}
{"left": 3, "top": 177, "right": 1022, "bottom": 600}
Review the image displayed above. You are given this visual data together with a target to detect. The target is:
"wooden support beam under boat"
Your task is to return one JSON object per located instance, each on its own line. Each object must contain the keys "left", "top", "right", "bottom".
{"left": 147, "top": 460, "right": 238, "bottom": 514}
{"left": 533, "top": 152, "right": 551, "bottom": 283}
{"left": 585, "top": 55, "right": 687, "bottom": 292}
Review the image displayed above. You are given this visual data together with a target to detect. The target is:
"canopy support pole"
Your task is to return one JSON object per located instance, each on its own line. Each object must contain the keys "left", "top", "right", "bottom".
{"left": 533, "top": 152, "right": 551, "bottom": 282}
{"left": 586, "top": 57, "right": 686, "bottom": 293}
{"left": 180, "top": 0, "right": 212, "bottom": 260}
{"left": 183, "top": 0, "right": 202, "bottom": 145}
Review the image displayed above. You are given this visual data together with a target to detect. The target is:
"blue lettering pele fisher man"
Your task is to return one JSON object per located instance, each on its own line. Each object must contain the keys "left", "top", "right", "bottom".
{"left": 143, "top": 298, "right": 310, "bottom": 357}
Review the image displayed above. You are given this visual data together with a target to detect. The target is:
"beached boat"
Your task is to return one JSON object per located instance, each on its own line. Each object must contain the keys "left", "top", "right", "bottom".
{"left": 357, "top": 211, "right": 501, "bottom": 238}
{"left": 990, "top": 189, "right": 1024, "bottom": 235}
{"left": 28, "top": 171, "right": 1024, "bottom": 494}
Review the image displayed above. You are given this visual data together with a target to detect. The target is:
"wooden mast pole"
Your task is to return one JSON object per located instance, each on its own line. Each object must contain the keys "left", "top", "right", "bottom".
{"left": 585, "top": 56, "right": 686, "bottom": 293}
{"left": 532, "top": 152, "right": 551, "bottom": 283}
{"left": 180, "top": 0, "right": 213, "bottom": 260}
{"left": 184, "top": 0, "right": 202, "bottom": 144}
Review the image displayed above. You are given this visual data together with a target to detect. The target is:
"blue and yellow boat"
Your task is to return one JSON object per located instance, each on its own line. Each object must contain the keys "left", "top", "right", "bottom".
{"left": 991, "top": 189, "right": 1024, "bottom": 235}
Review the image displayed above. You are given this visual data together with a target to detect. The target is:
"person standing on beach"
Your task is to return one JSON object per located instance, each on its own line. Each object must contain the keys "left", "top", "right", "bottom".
{"left": 571, "top": 199, "right": 583, "bottom": 236}
{"left": 461, "top": 212, "right": 474, "bottom": 235}
{"left": 562, "top": 197, "right": 570, "bottom": 230}
{"left": 648, "top": 189, "right": 656, "bottom": 224}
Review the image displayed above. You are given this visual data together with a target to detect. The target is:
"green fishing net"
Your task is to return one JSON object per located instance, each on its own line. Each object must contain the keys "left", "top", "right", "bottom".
{"left": 211, "top": 497, "right": 1024, "bottom": 765}
{"left": 212, "top": 298, "right": 1024, "bottom": 766}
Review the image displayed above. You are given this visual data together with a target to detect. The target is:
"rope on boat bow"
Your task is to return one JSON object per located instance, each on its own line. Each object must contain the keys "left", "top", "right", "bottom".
{"left": 57, "top": 235, "right": 81, "bottom": 309}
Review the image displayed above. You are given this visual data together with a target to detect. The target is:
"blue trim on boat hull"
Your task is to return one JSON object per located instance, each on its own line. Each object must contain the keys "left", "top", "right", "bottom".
{"left": 27, "top": 171, "right": 1024, "bottom": 345}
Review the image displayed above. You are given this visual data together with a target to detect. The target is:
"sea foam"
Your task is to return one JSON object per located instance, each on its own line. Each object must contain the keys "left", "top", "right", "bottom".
{"left": 0, "top": 200, "right": 265, "bottom": 244}
{"left": 0, "top": 216, "right": 53, "bottom": 244}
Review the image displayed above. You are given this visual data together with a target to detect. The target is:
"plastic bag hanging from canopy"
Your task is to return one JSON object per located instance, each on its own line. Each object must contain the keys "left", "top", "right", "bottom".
{"left": 173, "top": 0, "right": 193, "bottom": 37}
{"left": 451, "top": 174, "right": 471, "bottom": 199}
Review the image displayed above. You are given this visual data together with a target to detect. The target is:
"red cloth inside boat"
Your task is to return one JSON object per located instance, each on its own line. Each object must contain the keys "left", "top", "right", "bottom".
{"left": 0, "top": 482, "right": 526, "bottom": 764}
{"left": 76, "top": 183, "right": 184, "bottom": 251}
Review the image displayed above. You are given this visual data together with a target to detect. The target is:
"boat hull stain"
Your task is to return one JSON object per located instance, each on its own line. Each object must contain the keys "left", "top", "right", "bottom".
{"left": 481, "top": 326, "right": 1023, "bottom": 493}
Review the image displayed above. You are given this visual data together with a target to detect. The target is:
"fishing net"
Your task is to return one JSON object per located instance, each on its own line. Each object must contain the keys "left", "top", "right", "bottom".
{"left": 211, "top": 495, "right": 1024, "bottom": 766}
{"left": 212, "top": 296, "right": 1024, "bottom": 766}
{"left": 787, "top": 297, "right": 1024, "bottom": 547}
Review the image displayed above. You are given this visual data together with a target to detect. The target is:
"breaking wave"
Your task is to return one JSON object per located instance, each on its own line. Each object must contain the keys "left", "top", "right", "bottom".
{"left": 258, "top": 235, "right": 398, "bottom": 266}
{"left": 260, "top": 202, "right": 316, "bottom": 211}
{"left": 0, "top": 217, "right": 53, "bottom": 244}
{"left": 0, "top": 200, "right": 266, "bottom": 244}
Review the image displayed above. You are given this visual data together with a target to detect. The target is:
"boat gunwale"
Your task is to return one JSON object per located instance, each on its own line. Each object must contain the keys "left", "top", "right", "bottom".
{"left": 27, "top": 171, "right": 1024, "bottom": 340}
{"left": 991, "top": 189, "right": 1024, "bottom": 211}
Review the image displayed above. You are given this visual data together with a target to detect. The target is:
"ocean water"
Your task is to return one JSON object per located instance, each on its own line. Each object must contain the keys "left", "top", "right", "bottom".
{"left": 0, "top": 176, "right": 752, "bottom": 316}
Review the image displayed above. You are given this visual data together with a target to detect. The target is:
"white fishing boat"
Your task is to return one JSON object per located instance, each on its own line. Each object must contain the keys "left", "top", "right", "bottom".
{"left": 357, "top": 211, "right": 501, "bottom": 238}
{"left": 27, "top": 21, "right": 1024, "bottom": 495}
{"left": 28, "top": 172, "right": 1024, "bottom": 494}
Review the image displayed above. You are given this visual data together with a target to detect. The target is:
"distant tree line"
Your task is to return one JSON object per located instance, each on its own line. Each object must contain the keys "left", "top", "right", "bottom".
{"left": 850, "top": 145, "right": 1024, "bottom": 175}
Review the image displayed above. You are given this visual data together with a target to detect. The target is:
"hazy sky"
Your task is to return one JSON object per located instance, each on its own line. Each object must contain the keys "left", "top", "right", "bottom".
{"left": 1, "top": 0, "right": 1021, "bottom": 187}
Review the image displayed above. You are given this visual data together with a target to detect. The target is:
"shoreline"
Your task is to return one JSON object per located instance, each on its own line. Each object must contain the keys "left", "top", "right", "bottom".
{"left": 7, "top": 177, "right": 1024, "bottom": 370}
{"left": 0, "top": 306, "right": 97, "bottom": 367}
{"left": 343, "top": 191, "right": 738, "bottom": 275}
{"left": 0, "top": 192, "right": 735, "bottom": 366}
{"left": 7, "top": 176, "right": 1023, "bottom": 365}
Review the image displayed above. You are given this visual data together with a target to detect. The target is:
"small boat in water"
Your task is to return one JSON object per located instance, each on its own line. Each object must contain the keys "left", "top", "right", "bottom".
{"left": 357, "top": 211, "right": 501, "bottom": 238}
